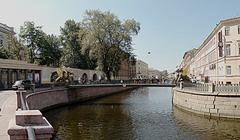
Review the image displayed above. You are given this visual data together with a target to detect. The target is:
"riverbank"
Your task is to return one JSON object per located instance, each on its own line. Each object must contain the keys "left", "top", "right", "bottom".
{"left": 26, "top": 86, "right": 137, "bottom": 111}
{"left": 172, "top": 87, "right": 240, "bottom": 119}
{"left": 7, "top": 85, "right": 137, "bottom": 139}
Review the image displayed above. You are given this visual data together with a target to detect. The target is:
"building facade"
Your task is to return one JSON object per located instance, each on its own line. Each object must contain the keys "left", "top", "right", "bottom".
{"left": 136, "top": 59, "right": 148, "bottom": 79}
{"left": 0, "top": 23, "right": 15, "bottom": 48}
{"left": 148, "top": 68, "right": 161, "bottom": 79}
{"left": 181, "top": 48, "right": 197, "bottom": 77}
{"left": 0, "top": 58, "right": 104, "bottom": 89}
{"left": 129, "top": 60, "right": 136, "bottom": 80}
{"left": 114, "top": 59, "right": 130, "bottom": 80}
{"left": 190, "top": 17, "right": 240, "bottom": 84}
{"left": 0, "top": 59, "right": 41, "bottom": 89}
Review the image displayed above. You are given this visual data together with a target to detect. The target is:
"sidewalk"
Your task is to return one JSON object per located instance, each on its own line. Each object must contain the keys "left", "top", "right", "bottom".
{"left": 0, "top": 90, "right": 17, "bottom": 140}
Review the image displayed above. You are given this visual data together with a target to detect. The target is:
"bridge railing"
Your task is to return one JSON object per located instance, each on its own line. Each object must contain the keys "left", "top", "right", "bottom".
{"left": 72, "top": 79, "right": 170, "bottom": 85}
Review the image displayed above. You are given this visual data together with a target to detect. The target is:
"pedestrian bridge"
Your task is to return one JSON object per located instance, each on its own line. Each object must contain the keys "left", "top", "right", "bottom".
{"left": 68, "top": 83, "right": 176, "bottom": 88}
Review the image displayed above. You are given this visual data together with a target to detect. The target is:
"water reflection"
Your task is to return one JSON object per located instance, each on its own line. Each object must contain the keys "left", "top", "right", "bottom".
{"left": 173, "top": 106, "right": 240, "bottom": 140}
{"left": 44, "top": 87, "right": 240, "bottom": 140}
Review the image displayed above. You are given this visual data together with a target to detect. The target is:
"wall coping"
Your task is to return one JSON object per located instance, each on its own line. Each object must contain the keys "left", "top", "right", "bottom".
{"left": 173, "top": 87, "right": 240, "bottom": 97}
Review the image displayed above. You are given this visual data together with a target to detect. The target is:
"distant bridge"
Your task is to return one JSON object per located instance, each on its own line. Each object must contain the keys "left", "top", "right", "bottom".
{"left": 68, "top": 84, "right": 176, "bottom": 89}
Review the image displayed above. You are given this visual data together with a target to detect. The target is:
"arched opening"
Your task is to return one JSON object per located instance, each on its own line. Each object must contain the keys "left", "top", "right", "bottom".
{"left": 81, "top": 73, "right": 88, "bottom": 84}
{"left": 92, "top": 73, "right": 97, "bottom": 81}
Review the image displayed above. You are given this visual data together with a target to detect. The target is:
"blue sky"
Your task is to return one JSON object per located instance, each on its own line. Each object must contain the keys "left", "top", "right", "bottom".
{"left": 1, "top": 0, "right": 240, "bottom": 72}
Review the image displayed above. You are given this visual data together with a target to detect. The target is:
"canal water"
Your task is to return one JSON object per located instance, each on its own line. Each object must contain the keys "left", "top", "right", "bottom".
{"left": 44, "top": 87, "right": 240, "bottom": 140}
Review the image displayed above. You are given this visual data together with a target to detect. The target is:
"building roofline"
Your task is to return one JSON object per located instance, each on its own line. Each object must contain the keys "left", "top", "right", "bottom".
{"left": 0, "top": 23, "right": 15, "bottom": 34}
{"left": 195, "top": 17, "right": 240, "bottom": 56}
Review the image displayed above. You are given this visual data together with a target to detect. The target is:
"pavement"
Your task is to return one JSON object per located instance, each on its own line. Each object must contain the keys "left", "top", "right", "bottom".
{"left": 0, "top": 90, "right": 17, "bottom": 140}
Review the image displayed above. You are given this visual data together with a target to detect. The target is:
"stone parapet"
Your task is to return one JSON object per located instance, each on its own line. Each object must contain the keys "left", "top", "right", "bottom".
{"left": 26, "top": 86, "right": 136, "bottom": 111}
{"left": 8, "top": 110, "right": 54, "bottom": 140}
{"left": 173, "top": 87, "right": 240, "bottom": 118}
{"left": 8, "top": 85, "right": 137, "bottom": 139}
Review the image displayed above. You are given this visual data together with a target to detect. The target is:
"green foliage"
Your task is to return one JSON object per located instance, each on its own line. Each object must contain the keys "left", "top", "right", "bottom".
{"left": 60, "top": 20, "right": 97, "bottom": 69}
{"left": 36, "top": 35, "right": 62, "bottom": 66}
{"left": 81, "top": 10, "right": 140, "bottom": 80}
{"left": 16, "top": 10, "right": 140, "bottom": 79}
{"left": 19, "top": 21, "right": 62, "bottom": 67}
{"left": 0, "top": 45, "right": 11, "bottom": 59}
{"left": 7, "top": 35, "right": 28, "bottom": 60}
{"left": 19, "top": 21, "right": 45, "bottom": 63}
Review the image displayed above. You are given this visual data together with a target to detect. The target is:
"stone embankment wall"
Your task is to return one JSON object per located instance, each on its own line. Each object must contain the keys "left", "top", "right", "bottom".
{"left": 173, "top": 88, "right": 240, "bottom": 118}
{"left": 26, "top": 86, "right": 135, "bottom": 111}
{"left": 8, "top": 86, "right": 136, "bottom": 140}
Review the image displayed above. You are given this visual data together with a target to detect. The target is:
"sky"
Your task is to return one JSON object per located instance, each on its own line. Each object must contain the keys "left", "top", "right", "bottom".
{"left": 1, "top": 0, "right": 240, "bottom": 72}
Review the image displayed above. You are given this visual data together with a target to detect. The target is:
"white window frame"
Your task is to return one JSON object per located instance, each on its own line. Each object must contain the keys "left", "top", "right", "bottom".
{"left": 238, "top": 25, "right": 240, "bottom": 34}
{"left": 225, "top": 44, "right": 231, "bottom": 56}
{"left": 226, "top": 66, "right": 231, "bottom": 75}
{"left": 225, "top": 26, "right": 230, "bottom": 36}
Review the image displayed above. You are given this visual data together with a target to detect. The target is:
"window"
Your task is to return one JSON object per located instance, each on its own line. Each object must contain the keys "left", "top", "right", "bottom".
{"left": 0, "top": 36, "right": 3, "bottom": 46}
{"left": 225, "top": 44, "right": 231, "bottom": 56}
{"left": 239, "top": 43, "right": 240, "bottom": 55}
{"left": 226, "top": 66, "right": 231, "bottom": 75}
{"left": 209, "top": 64, "right": 216, "bottom": 70}
{"left": 238, "top": 25, "right": 240, "bottom": 34}
{"left": 225, "top": 26, "right": 230, "bottom": 36}
{"left": 218, "top": 31, "right": 222, "bottom": 42}
{"left": 219, "top": 46, "right": 223, "bottom": 57}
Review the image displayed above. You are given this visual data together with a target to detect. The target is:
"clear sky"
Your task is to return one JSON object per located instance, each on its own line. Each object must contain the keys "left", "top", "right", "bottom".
{"left": 1, "top": 0, "right": 240, "bottom": 72}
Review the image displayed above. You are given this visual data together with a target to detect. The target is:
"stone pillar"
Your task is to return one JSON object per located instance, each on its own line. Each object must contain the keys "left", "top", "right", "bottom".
{"left": 8, "top": 110, "right": 54, "bottom": 140}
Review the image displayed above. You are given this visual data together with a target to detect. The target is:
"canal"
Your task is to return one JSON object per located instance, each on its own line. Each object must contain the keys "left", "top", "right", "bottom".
{"left": 44, "top": 87, "right": 240, "bottom": 140}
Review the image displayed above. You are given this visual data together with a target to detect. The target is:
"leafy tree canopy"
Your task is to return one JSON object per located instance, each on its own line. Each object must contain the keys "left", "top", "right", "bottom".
{"left": 81, "top": 10, "right": 140, "bottom": 80}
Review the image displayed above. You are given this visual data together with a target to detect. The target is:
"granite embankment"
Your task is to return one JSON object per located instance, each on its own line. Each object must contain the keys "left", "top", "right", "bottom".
{"left": 173, "top": 87, "right": 240, "bottom": 118}
{"left": 8, "top": 85, "right": 136, "bottom": 140}
{"left": 25, "top": 85, "right": 136, "bottom": 111}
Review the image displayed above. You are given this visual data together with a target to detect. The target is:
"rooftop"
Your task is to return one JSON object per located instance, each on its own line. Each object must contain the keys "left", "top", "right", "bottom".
{"left": 0, "top": 23, "right": 15, "bottom": 34}
{"left": 195, "top": 17, "right": 240, "bottom": 56}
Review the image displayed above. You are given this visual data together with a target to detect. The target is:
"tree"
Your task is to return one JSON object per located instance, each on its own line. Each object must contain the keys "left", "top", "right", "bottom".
{"left": 7, "top": 35, "right": 28, "bottom": 61}
{"left": 60, "top": 20, "right": 97, "bottom": 69}
{"left": 81, "top": 10, "right": 140, "bottom": 80}
{"left": 0, "top": 45, "right": 11, "bottom": 59}
{"left": 36, "top": 34, "right": 62, "bottom": 66}
{"left": 19, "top": 21, "right": 45, "bottom": 63}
